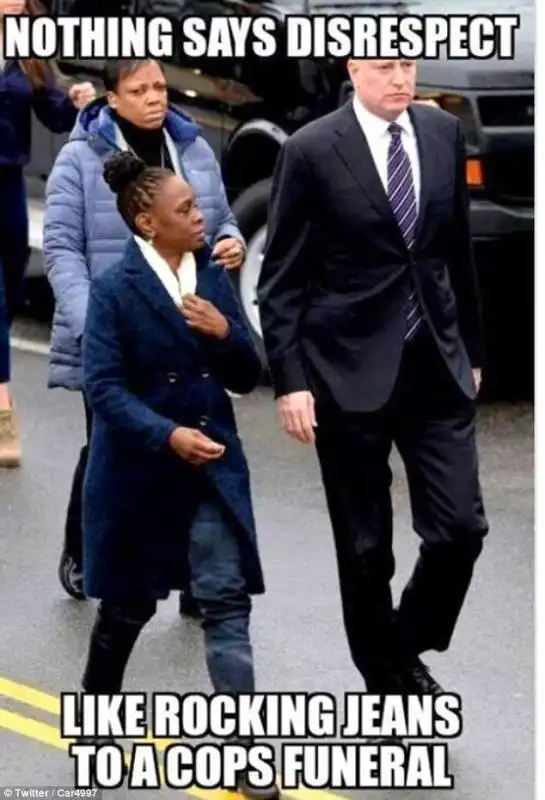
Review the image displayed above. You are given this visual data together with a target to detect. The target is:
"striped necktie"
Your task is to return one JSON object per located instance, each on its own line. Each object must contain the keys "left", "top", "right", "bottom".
{"left": 387, "top": 122, "right": 423, "bottom": 342}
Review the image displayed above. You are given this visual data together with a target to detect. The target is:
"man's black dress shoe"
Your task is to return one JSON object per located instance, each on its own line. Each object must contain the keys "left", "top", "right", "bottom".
{"left": 363, "top": 669, "right": 407, "bottom": 746}
{"left": 365, "top": 735, "right": 404, "bottom": 746}
{"left": 365, "top": 664, "right": 407, "bottom": 696}
{"left": 400, "top": 658, "right": 444, "bottom": 696}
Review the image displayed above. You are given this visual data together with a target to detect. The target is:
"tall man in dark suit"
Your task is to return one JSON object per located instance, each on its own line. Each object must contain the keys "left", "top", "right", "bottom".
{"left": 257, "top": 59, "right": 490, "bottom": 695}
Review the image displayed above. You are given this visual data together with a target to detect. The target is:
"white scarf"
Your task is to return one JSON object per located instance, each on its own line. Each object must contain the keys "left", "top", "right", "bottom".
{"left": 134, "top": 236, "right": 197, "bottom": 302}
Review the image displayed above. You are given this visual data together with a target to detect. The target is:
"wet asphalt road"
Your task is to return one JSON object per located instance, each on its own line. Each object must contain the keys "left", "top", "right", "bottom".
{"left": 0, "top": 332, "right": 534, "bottom": 800}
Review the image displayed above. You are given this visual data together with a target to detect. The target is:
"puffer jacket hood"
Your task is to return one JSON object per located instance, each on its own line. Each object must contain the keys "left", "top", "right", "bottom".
{"left": 68, "top": 96, "right": 201, "bottom": 152}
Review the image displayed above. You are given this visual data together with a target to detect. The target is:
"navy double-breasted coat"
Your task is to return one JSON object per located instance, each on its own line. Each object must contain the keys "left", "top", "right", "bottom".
{"left": 81, "top": 238, "right": 265, "bottom": 601}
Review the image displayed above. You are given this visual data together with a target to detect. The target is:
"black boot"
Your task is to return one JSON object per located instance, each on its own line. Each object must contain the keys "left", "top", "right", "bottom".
{"left": 224, "top": 738, "right": 280, "bottom": 800}
{"left": 82, "top": 600, "right": 155, "bottom": 696}
{"left": 237, "top": 771, "right": 281, "bottom": 800}
{"left": 72, "top": 738, "right": 129, "bottom": 783}
{"left": 71, "top": 709, "right": 128, "bottom": 782}
{"left": 179, "top": 590, "right": 202, "bottom": 619}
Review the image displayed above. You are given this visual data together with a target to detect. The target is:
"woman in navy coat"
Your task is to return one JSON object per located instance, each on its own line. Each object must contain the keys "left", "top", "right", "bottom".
{"left": 80, "top": 151, "right": 277, "bottom": 799}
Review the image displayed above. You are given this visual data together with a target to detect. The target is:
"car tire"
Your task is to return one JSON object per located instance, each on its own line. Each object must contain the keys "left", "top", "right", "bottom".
{"left": 230, "top": 178, "right": 273, "bottom": 383}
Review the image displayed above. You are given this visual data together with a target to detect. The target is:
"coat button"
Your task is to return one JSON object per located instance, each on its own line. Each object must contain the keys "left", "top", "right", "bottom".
{"left": 202, "top": 371, "right": 209, "bottom": 378}
{"left": 167, "top": 372, "right": 178, "bottom": 383}
{"left": 199, "top": 416, "right": 208, "bottom": 427}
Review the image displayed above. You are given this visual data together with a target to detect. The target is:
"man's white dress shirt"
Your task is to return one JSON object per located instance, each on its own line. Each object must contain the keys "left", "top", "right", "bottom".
{"left": 352, "top": 95, "right": 421, "bottom": 211}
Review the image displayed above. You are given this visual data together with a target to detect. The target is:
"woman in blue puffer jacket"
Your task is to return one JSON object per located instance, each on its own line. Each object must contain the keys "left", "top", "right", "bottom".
{"left": 42, "top": 58, "right": 246, "bottom": 609}
{"left": 0, "top": 0, "right": 95, "bottom": 469}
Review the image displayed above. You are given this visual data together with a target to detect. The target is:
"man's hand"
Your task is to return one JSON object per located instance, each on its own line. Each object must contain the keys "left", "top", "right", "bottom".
{"left": 180, "top": 294, "right": 229, "bottom": 339}
{"left": 473, "top": 368, "right": 482, "bottom": 394}
{"left": 277, "top": 391, "right": 317, "bottom": 444}
{"left": 168, "top": 427, "right": 226, "bottom": 465}
{"left": 212, "top": 237, "right": 245, "bottom": 270}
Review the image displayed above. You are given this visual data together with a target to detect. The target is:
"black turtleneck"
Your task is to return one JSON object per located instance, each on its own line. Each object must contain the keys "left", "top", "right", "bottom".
{"left": 112, "top": 110, "right": 174, "bottom": 171}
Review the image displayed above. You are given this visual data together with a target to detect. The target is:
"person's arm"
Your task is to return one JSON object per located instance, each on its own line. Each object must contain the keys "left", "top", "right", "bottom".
{"left": 31, "top": 76, "right": 79, "bottom": 134}
{"left": 43, "top": 144, "right": 90, "bottom": 343}
{"left": 200, "top": 268, "right": 263, "bottom": 395}
{"left": 257, "top": 136, "right": 315, "bottom": 397}
{"left": 82, "top": 278, "right": 179, "bottom": 451}
{"left": 448, "top": 121, "right": 485, "bottom": 368}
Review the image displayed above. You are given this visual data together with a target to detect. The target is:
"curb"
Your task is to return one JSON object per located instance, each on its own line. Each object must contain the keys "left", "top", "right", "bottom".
{"left": 10, "top": 337, "right": 50, "bottom": 355}
{"left": 27, "top": 199, "right": 45, "bottom": 279}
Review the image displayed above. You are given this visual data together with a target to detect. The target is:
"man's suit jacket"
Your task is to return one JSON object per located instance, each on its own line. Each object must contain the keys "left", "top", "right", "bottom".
{"left": 257, "top": 100, "right": 484, "bottom": 413}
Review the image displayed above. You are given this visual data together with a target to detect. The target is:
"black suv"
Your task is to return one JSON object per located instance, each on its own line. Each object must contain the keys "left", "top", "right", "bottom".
{"left": 28, "top": 0, "right": 535, "bottom": 396}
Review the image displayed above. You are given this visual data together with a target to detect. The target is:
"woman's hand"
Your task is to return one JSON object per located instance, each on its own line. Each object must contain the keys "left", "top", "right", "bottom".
{"left": 3, "top": 1, "right": 26, "bottom": 12}
{"left": 181, "top": 294, "right": 230, "bottom": 339}
{"left": 168, "top": 427, "right": 226, "bottom": 465}
{"left": 68, "top": 82, "right": 96, "bottom": 109}
{"left": 212, "top": 237, "right": 245, "bottom": 270}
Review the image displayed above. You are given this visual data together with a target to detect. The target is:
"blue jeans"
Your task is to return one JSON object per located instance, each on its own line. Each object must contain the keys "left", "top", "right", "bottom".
{"left": 82, "top": 488, "right": 255, "bottom": 696}
{"left": 188, "top": 492, "right": 255, "bottom": 694}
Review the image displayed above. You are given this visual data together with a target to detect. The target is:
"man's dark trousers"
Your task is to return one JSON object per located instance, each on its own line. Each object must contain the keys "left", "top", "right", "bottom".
{"left": 314, "top": 324, "right": 488, "bottom": 685}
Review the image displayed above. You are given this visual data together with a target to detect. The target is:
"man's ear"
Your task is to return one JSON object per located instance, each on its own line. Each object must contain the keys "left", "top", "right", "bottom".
{"left": 346, "top": 59, "right": 357, "bottom": 82}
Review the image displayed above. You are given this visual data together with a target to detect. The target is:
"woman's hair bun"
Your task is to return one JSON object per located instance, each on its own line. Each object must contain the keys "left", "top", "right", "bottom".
{"left": 103, "top": 151, "right": 146, "bottom": 194}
